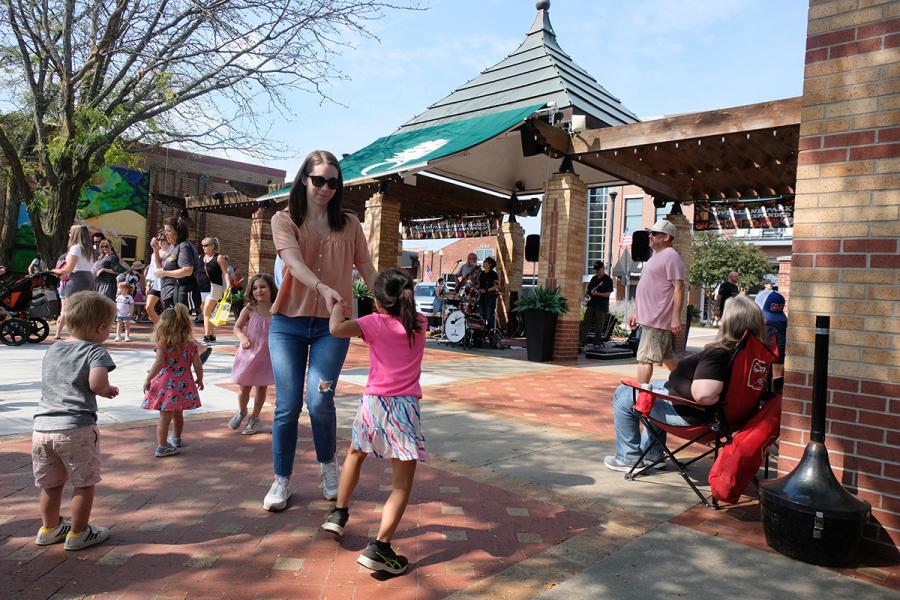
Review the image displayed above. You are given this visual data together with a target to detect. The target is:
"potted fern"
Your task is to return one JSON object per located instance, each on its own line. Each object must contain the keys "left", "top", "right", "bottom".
{"left": 353, "top": 279, "right": 374, "bottom": 317}
{"left": 512, "top": 286, "right": 569, "bottom": 361}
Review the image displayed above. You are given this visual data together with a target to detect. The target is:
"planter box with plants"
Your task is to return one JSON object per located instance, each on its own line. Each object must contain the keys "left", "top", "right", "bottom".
{"left": 353, "top": 279, "right": 374, "bottom": 317}
{"left": 512, "top": 286, "right": 569, "bottom": 362}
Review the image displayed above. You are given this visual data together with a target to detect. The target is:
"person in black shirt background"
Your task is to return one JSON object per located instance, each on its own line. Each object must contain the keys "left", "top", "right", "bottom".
{"left": 579, "top": 261, "right": 614, "bottom": 349}
{"left": 715, "top": 271, "right": 740, "bottom": 325}
{"left": 477, "top": 256, "right": 500, "bottom": 330}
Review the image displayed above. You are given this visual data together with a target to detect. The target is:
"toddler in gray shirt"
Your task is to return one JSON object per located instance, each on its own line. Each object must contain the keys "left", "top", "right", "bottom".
{"left": 32, "top": 291, "right": 118, "bottom": 551}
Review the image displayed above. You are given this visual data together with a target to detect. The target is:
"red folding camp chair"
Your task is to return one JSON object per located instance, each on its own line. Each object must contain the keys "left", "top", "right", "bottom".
{"left": 620, "top": 330, "right": 778, "bottom": 508}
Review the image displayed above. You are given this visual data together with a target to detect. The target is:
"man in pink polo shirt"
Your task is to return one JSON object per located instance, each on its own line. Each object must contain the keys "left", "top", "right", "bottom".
{"left": 628, "top": 219, "right": 685, "bottom": 384}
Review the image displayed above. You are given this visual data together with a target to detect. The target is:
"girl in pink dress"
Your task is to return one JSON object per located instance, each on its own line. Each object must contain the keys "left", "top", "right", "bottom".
{"left": 229, "top": 274, "right": 277, "bottom": 435}
{"left": 142, "top": 304, "right": 205, "bottom": 457}
{"left": 320, "top": 267, "right": 428, "bottom": 576}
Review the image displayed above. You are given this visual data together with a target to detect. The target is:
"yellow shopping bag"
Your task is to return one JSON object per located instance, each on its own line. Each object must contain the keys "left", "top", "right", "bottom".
{"left": 209, "top": 289, "right": 232, "bottom": 326}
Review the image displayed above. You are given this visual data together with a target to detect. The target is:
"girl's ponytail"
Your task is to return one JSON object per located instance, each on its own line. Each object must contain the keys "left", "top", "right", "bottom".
{"left": 373, "top": 267, "right": 421, "bottom": 346}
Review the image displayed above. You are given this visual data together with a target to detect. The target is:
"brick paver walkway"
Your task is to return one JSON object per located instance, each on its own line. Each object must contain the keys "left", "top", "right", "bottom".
{"left": 1, "top": 416, "right": 596, "bottom": 599}
{"left": 1, "top": 323, "right": 896, "bottom": 598}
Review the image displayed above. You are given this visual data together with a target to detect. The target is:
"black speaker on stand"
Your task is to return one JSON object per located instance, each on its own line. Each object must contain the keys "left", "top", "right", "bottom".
{"left": 631, "top": 230, "right": 651, "bottom": 262}
{"left": 525, "top": 234, "right": 540, "bottom": 262}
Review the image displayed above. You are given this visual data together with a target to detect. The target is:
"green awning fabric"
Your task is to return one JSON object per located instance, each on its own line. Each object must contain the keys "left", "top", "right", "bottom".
{"left": 341, "top": 103, "right": 544, "bottom": 183}
{"left": 256, "top": 103, "right": 543, "bottom": 201}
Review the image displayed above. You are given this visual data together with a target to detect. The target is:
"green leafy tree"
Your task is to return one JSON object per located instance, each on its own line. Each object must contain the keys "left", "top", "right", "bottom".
{"left": 0, "top": 0, "right": 417, "bottom": 266}
{"left": 689, "top": 231, "right": 771, "bottom": 300}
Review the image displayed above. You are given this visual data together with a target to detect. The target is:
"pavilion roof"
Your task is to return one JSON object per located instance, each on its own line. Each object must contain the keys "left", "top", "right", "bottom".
{"left": 400, "top": 1, "right": 639, "bottom": 131}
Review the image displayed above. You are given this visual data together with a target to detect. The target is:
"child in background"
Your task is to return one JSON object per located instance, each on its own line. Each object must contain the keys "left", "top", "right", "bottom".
{"left": 229, "top": 273, "right": 277, "bottom": 435}
{"left": 32, "top": 291, "right": 118, "bottom": 551}
{"left": 142, "top": 305, "right": 205, "bottom": 457}
{"left": 321, "top": 267, "right": 428, "bottom": 576}
{"left": 114, "top": 281, "right": 134, "bottom": 342}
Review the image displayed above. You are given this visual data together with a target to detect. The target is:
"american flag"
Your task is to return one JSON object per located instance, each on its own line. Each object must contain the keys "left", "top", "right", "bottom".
{"left": 422, "top": 265, "right": 434, "bottom": 282}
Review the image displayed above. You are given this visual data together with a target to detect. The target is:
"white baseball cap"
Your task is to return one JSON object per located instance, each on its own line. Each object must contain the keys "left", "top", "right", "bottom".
{"left": 646, "top": 219, "right": 676, "bottom": 238}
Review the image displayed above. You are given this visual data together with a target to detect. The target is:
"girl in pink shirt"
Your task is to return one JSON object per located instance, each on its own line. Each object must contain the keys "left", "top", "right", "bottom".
{"left": 322, "top": 267, "right": 428, "bottom": 576}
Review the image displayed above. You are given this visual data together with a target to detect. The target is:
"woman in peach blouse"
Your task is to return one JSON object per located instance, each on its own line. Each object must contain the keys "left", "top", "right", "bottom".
{"left": 263, "top": 150, "right": 376, "bottom": 512}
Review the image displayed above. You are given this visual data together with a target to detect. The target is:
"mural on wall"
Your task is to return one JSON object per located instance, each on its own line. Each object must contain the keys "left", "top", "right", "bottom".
{"left": 11, "top": 166, "right": 149, "bottom": 272}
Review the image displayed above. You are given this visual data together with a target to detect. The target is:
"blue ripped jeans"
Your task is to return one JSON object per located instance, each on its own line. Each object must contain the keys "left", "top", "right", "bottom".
{"left": 269, "top": 315, "right": 350, "bottom": 476}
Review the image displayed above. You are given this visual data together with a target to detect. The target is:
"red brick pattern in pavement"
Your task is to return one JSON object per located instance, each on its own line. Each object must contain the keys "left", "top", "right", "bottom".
{"left": 0, "top": 418, "right": 596, "bottom": 599}
{"left": 434, "top": 367, "right": 623, "bottom": 439}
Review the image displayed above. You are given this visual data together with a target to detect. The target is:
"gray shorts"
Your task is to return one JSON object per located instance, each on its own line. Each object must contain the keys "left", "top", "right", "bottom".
{"left": 636, "top": 325, "right": 674, "bottom": 365}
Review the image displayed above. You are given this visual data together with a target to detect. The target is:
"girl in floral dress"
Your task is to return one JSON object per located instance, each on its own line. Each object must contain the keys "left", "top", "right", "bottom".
{"left": 228, "top": 273, "right": 277, "bottom": 435}
{"left": 142, "top": 304, "right": 205, "bottom": 457}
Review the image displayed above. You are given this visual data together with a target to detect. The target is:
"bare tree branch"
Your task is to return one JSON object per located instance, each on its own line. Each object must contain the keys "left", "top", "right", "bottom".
{"left": 0, "top": 0, "right": 422, "bottom": 264}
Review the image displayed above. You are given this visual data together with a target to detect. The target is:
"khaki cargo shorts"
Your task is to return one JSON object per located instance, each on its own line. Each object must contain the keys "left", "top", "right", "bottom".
{"left": 636, "top": 325, "right": 674, "bottom": 365}
{"left": 32, "top": 424, "right": 101, "bottom": 489}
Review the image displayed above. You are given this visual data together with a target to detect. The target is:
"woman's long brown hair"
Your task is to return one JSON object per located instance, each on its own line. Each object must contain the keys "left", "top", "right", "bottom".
{"left": 288, "top": 150, "right": 348, "bottom": 231}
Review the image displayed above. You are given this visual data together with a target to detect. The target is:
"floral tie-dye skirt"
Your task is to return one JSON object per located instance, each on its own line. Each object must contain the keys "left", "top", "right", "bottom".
{"left": 351, "top": 395, "right": 429, "bottom": 462}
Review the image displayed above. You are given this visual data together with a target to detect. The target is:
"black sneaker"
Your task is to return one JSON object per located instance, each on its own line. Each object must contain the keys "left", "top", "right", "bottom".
{"left": 208, "top": 335, "right": 216, "bottom": 342}
{"left": 200, "top": 347, "right": 212, "bottom": 364}
{"left": 357, "top": 541, "right": 408, "bottom": 575}
{"left": 321, "top": 508, "right": 348, "bottom": 537}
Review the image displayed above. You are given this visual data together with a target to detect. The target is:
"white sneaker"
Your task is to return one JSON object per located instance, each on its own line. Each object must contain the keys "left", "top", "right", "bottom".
{"left": 320, "top": 460, "right": 339, "bottom": 501}
{"left": 263, "top": 477, "right": 291, "bottom": 511}
{"left": 64, "top": 524, "right": 109, "bottom": 551}
{"left": 113, "top": 335, "right": 121, "bottom": 342}
{"left": 124, "top": 335, "right": 131, "bottom": 342}
{"left": 35, "top": 519, "right": 71, "bottom": 545}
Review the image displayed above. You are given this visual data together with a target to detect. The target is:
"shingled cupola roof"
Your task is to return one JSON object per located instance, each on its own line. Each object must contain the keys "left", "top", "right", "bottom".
{"left": 400, "top": 0, "right": 639, "bottom": 131}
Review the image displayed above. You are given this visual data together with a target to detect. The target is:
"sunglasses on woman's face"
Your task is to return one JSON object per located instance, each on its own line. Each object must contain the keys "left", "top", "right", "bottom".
{"left": 308, "top": 175, "right": 340, "bottom": 190}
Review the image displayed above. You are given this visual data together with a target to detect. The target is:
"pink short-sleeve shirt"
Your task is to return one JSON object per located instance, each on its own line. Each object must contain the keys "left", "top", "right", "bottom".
{"left": 270, "top": 209, "right": 373, "bottom": 319}
{"left": 356, "top": 312, "right": 427, "bottom": 398}
{"left": 635, "top": 246, "right": 685, "bottom": 330}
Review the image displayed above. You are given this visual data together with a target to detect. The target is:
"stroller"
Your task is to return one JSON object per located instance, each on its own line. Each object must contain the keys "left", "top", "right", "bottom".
{"left": 0, "top": 271, "right": 61, "bottom": 346}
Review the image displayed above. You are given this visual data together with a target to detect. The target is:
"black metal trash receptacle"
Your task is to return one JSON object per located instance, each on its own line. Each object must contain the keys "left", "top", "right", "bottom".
{"left": 759, "top": 315, "right": 871, "bottom": 567}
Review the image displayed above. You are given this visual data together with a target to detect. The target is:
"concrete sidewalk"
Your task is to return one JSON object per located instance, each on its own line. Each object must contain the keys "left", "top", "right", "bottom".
{"left": 1, "top": 323, "right": 897, "bottom": 599}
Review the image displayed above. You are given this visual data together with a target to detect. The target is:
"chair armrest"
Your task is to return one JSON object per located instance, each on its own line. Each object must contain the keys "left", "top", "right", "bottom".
{"left": 620, "top": 378, "right": 710, "bottom": 408}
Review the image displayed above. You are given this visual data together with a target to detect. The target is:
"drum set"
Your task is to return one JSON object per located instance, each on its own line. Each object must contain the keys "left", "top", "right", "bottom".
{"left": 438, "top": 282, "right": 501, "bottom": 349}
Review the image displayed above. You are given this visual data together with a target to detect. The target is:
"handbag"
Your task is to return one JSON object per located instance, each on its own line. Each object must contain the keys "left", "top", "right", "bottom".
{"left": 209, "top": 288, "right": 232, "bottom": 326}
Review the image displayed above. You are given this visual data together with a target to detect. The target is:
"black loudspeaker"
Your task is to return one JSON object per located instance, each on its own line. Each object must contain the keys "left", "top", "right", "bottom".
{"left": 631, "top": 230, "right": 651, "bottom": 261}
{"left": 525, "top": 234, "right": 540, "bottom": 262}
{"left": 520, "top": 123, "right": 544, "bottom": 157}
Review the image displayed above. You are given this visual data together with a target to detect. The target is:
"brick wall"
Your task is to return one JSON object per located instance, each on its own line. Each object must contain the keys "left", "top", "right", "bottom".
{"left": 539, "top": 172, "right": 587, "bottom": 361}
{"left": 783, "top": 0, "right": 899, "bottom": 559}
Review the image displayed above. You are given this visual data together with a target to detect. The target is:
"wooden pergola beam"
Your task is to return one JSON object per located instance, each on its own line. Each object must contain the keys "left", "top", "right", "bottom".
{"left": 572, "top": 97, "right": 802, "bottom": 154}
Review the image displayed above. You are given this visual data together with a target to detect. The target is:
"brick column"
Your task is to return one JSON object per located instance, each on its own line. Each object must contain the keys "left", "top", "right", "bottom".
{"left": 667, "top": 213, "right": 693, "bottom": 353}
{"left": 248, "top": 207, "right": 276, "bottom": 277}
{"left": 364, "top": 193, "right": 401, "bottom": 273}
{"left": 783, "top": 0, "right": 899, "bottom": 559}
{"left": 497, "top": 219, "right": 525, "bottom": 331}
{"left": 777, "top": 255, "right": 792, "bottom": 309}
{"left": 539, "top": 172, "right": 587, "bottom": 360}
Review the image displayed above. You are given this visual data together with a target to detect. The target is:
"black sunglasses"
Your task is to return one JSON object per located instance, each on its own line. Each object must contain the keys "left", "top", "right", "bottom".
{"left": 308, "top": 175, "right": 341, "bottom": 190}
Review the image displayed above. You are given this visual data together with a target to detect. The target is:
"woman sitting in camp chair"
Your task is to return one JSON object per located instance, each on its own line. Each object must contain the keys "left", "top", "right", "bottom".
{"left": 604, "top": 295, "right": 767, "bottom": 473}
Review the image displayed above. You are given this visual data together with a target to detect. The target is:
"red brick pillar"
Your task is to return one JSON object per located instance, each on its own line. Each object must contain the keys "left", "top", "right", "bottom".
{"left": 364, "top": 193, "right": 401, "bottom": 273}
{"left": 497, "top": 220, "right": 525, "bottom": 331}
{"left": 782, "top": 0, "right": 899, "bottom": 559}
{"left": 539, "top": 172, "right": 587, "bottom": 360}
{"left": 248, "top": 207, "right": 276, "bottom": 278}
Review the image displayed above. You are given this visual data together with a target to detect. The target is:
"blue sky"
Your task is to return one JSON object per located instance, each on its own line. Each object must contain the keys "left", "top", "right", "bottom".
{"left": 233, "top": 0, "right": 808, "bottom": 175}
